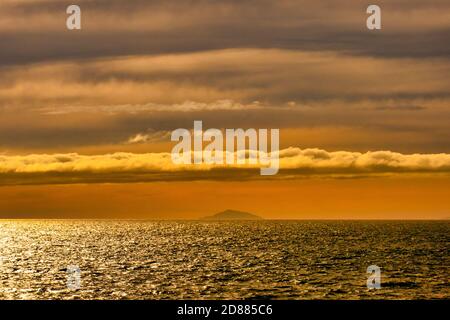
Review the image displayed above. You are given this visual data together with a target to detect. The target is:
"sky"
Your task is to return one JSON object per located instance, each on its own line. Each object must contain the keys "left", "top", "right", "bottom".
{"left": 0, "top": 0, "right": 449, "bottom": 219}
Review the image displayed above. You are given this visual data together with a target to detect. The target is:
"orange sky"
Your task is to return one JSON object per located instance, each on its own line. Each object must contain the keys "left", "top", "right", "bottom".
{"left": 0, "top": 176, "right": 448, "bottom": 219}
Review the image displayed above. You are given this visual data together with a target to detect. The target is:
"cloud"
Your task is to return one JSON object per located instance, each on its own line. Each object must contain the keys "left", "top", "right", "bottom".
{"left": 1, "top": 0, "right": 450, "bottom": 67}
{"left": 279, "top": 148, "right": 450, "bottom": 171}
{"left": 0, "top": 17, "right": 448, "bottom": 154}
{"left": 1, "top": 148, "right": 449, "bottom": 185}
{"left": 2, "top": 49, "right": 449, "bottom": 109}
{"left": 1, "top": 48, "right": 448, "bottom": 153}
{"left": 375, "top": 105, "right": 427, "bottom": 111}
{"left": 38, "top": 100, "right": 264, "bottom": 115}
{"left": 126, "top": 130, "right": 172, "bottom": 144}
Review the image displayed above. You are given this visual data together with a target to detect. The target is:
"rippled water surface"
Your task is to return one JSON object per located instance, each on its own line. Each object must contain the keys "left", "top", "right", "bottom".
{"left": 0, "top": 220, "right": 448, "bottom": 299}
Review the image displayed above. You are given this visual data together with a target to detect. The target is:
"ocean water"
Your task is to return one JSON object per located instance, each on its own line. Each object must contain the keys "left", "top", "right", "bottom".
{"left": 0, "top": 220, "right": 448, "bottom": 300}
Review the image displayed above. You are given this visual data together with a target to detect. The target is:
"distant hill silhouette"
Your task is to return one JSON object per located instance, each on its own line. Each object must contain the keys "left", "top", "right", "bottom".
{"left": 201, "top": 209, "right": 263, "bottom": 220}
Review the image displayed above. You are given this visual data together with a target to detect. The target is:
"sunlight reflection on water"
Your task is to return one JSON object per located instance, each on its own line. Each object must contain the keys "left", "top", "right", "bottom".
{"left": 0, "top": 220, "right": 448, "bottom": 299}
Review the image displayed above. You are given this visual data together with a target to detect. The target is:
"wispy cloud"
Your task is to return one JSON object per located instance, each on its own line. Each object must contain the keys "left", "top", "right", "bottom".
{"left": 38, "top": 100, "right": 264, "bottom": 115}
{"left": 126, "top": 130, "right": 172, "bottom": 144}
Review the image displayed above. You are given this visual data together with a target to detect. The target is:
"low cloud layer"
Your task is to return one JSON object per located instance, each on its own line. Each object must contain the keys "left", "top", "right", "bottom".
{"left": 1, "top": 148, "right": 449, "bottom": 185}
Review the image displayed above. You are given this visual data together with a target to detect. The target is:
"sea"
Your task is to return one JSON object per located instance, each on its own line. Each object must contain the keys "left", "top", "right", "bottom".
{"left": 0, "top": 220, "right": 448, "bottom": 299}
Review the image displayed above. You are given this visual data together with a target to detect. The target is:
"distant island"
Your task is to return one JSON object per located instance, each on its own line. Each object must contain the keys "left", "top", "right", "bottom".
{"left": 201, "top": 209, "right": 263, "bottom": 221}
